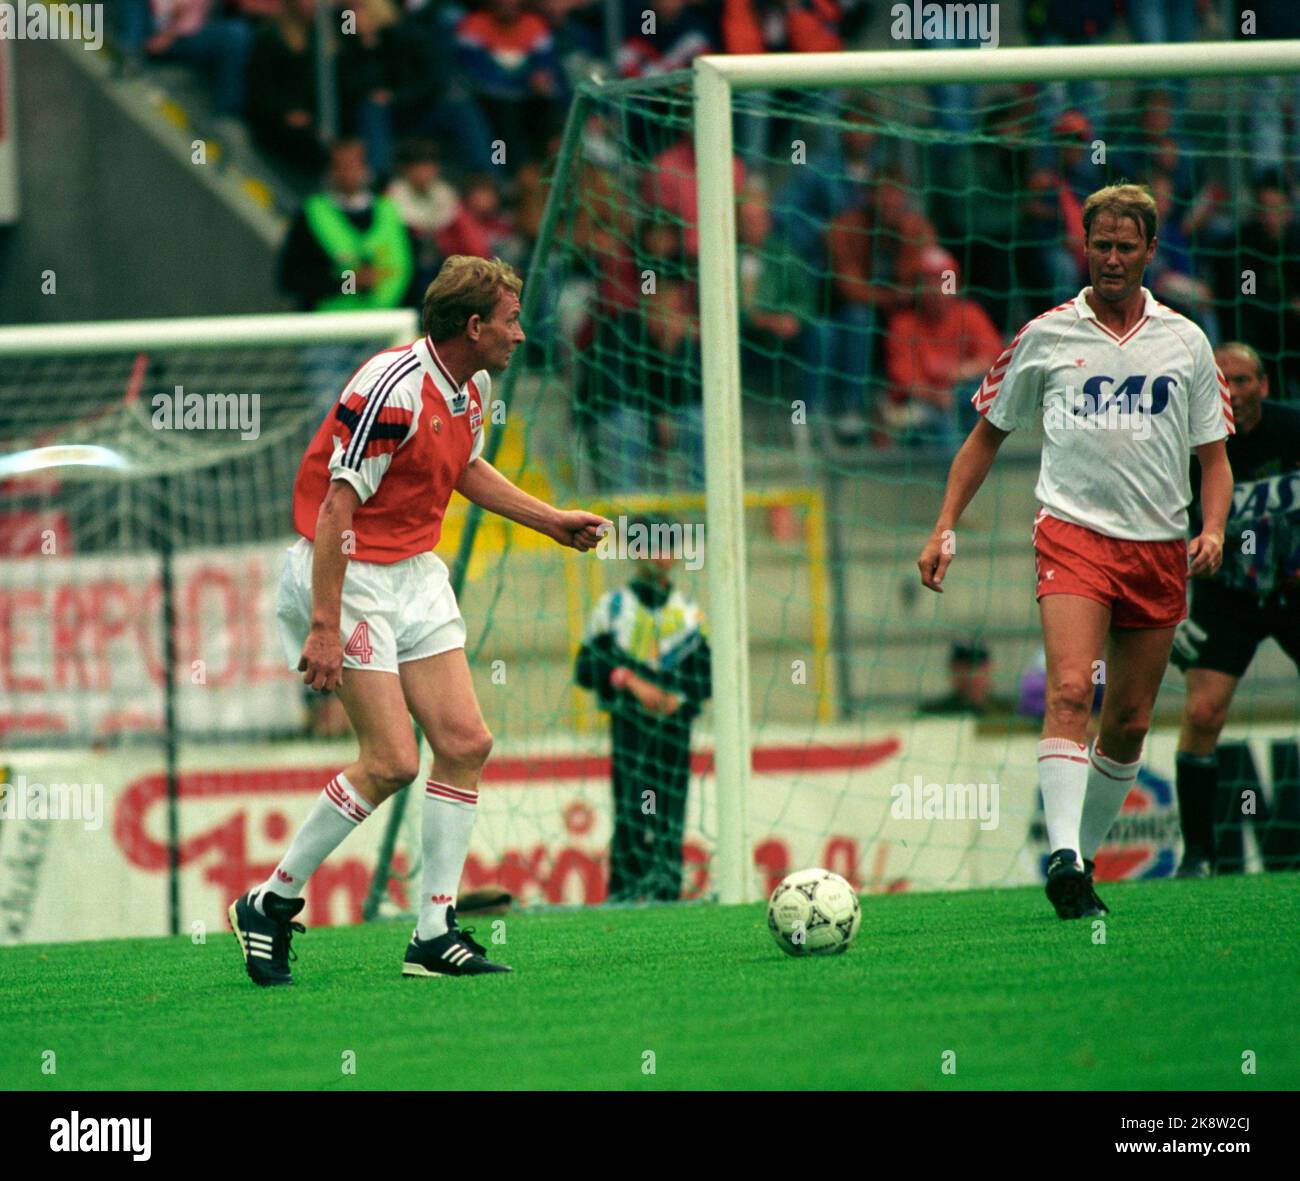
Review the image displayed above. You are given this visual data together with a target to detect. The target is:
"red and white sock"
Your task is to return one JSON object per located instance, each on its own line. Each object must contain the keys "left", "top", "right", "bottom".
{"left": 253, "top": 773, "right": 372, "bottom": 913}
{"left": 1038, "top": 737, "right": 1090, "bottom": 862}
{"left": 417, "top": 779, "right": 479, "bottom": 941}
{"left": 1080, "top": 742, "right": 1142, "bottom": 860}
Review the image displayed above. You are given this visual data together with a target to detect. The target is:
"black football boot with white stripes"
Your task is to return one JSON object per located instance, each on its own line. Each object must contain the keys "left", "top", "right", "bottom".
{"left": 1082, "top": 858, "right": 1109, "bottom": 917}
{"left": 402, "top": 908, "right": 512, "bottom": 977}
{"left": 1044, "top": 848, "right": 1089, "bottom": 920}
{"left": 229, "top": 890, "right": 306, "bottom": 987}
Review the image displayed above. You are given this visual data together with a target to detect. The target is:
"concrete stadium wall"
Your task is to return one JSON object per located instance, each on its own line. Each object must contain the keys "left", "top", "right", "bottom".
{"left": 0, "top": 40, "right": 288, "bottom": 325}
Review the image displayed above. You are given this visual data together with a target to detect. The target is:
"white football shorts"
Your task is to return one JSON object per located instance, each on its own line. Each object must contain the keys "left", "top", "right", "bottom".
{"left": 275, "top": 537, "right": 467, "bottom": 676}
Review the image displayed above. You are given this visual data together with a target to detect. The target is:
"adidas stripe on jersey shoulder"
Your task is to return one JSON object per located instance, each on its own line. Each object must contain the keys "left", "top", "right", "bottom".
{"left": 338, "top": 348, "right": 423, "bottom": 471}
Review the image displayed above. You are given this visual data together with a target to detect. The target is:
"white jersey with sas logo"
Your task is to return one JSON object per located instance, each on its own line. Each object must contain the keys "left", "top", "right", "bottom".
{"left": 973, "top": 287, "right": 1234, "bottom": 540}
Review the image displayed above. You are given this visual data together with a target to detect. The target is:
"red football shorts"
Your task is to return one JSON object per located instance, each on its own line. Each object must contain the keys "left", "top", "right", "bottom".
{"left": 1032, "top": 511, "right": 1187, "bottom": 629}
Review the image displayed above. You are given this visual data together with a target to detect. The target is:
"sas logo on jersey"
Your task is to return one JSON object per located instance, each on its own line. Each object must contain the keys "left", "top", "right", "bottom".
{"left": 1230, "top": 470, "right": 1300, "bottom": 523}
{"left": 469, "top": 400, "right": 482, "bottom": 432}
{"left": 1073, "top": 374, "right": 1177, "bottom": 417}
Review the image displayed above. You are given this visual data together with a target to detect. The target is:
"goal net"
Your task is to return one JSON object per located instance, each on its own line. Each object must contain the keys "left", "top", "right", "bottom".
{"left": 0, "top": 313, "right": 420, "bottom": 942}
{"left": 0, "top": 312, "right": 417, "bottom": 741}
{"left": 374, "top": 41, "right": 1300, "bottom": 913}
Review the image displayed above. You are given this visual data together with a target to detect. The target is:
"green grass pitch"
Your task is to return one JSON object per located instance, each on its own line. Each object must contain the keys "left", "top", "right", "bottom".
{"left": 4, "top": 874, "right": 1297, "bottom": 1091}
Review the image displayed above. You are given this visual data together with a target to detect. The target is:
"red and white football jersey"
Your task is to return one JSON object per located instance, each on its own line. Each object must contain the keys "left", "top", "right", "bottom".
{"left": 292, "top": 337, "right": 487, "bottom": 563}
{"left": 973, "top": 287, "right": 1234, "bottom": 540}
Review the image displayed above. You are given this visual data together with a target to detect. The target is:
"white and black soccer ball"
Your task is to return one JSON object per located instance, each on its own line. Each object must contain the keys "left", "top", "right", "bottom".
{"left": 767, "top": 867, "right": 861, "bottom": 957}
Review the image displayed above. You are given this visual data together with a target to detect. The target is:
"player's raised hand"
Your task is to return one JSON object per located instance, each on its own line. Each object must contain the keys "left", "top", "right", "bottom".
{"left": 550, "top": 509, "right": 612, "bottom": 552}
{"left": 299, "top": 625, "right": 344, "bottom": 692}
{"left": 1188, "top": 530, "right": 1224, "bottom": 578}
{"left": 917, "top": 530, "right": 954, "bottom": 593}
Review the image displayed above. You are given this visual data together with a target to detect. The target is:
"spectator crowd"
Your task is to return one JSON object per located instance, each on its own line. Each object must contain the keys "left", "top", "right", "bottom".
{"left": 113, "top": 1, "right": 1300, "bottom": 485}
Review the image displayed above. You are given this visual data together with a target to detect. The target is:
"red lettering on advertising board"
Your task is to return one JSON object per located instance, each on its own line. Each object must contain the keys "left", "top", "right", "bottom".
{"left": 753, "top": 838, "right": 790, "bottom": 896}
{"left": 111, "top": 751, "right": 910, "bottom": 922}
{"left": 0, "top": 509, "right": 70, "bottom": 555}
{"left": 115, "top": 771, "right": 622, "bottom": 917}
{"left": 51, "top": 583, "right": 92, "bottom": 690}
{"left": 753, "top": 836, "right": 907, "bottom": 896}
{"left": 91, "top": 580, "right": 136, "bottom": 689}
{"left": 7, "top": 559, "right": 293, "bottom": 716}
{"left": 0, "top": 587, "right": 45, "bottom": 692}
{"left": 681, "top": 841, "right": 710, "bottom": 899}
{"left": 822, "top": 836, "right": 861, "bottom": 889}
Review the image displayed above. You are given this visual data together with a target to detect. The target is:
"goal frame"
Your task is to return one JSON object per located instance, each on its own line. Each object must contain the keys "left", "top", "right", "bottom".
{"left": 0, "top": 310, "right": 419, "bottom": 358}
{"left": 0, "top": 309, "right": 417, "bottom": 935}
{"left": 693, "top": 39, "right": 1300, "bottom": 904}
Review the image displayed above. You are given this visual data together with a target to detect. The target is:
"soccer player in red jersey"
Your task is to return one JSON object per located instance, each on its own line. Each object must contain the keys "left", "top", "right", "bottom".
{"left": 230, "top": 257, "right": 609, "bottom": 982}
{"left": 916, "top": 184, "right": 1235, "bottom": 919}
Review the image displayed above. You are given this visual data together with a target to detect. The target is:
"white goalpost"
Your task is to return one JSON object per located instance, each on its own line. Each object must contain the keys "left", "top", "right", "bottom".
{"left": 693, "top": 39, "right": 1300, "bottom": 905}
{"left": 0, "top": 310, "right": 419, "bottom": 357}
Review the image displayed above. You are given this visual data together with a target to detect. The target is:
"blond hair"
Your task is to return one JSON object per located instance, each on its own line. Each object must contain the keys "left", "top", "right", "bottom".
{"left": 1082, "top": 183, "right": 1159, "bottom": 244}
{"left": 422, "top": 256, "right": 523, "bottom": 341}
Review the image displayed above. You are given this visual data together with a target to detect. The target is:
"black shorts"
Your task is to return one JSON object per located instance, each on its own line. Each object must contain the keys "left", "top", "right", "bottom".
{"left": 1170, "top": 580, "right": 1300, "bottom": 679}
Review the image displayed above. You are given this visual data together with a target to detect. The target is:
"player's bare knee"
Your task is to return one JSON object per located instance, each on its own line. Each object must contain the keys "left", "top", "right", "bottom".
{"left": 459, "top": 726, "right": 494, "bottom": 768}
{"left": 433, "top": 725, "right": 493, "bottom": 771}
{"left": 365, "top": 751, "right": 420, "bottom": 795}
{"left": 1101, "top": 712, "right": 1150, "bottom": 758}
{"left": 1045, "top": 679, "right": 1092, "bottom": 725}
{"left": 1186, "top": 698, "right": 1228, "bottom": 741}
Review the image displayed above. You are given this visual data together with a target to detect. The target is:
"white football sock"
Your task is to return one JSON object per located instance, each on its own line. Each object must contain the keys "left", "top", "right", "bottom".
{"left": 417, "top": 779, "right": 479, "bottom": 940}
{"left": 1038, "top": 737, "right": 1090, "bottom": 862}
{"left": 253, "top": 773, "right": 372, "bottom": 913}
{"left": 1080, "top": 742, "right": 1142, "bottom": 861}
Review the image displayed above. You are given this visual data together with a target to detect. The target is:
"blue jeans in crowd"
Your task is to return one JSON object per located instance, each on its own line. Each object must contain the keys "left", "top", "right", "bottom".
{"left": 805, "top": 305, "right": 877, "bottom": 428}
{"left": 591, "top": 406, "right": 705, "bottom": 492}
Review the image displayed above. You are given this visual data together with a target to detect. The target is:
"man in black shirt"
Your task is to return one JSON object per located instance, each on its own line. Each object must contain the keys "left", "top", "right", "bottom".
{"left": 917, "top": 639, "right": 1015, "bottom": 717}
{"left": 1172, "top": 342, "right": 1300, "bottom": 874}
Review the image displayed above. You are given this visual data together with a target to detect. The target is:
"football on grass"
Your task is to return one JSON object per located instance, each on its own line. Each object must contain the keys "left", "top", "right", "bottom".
{"left": 767, "top": 868, "right": 861, "bottom": 956}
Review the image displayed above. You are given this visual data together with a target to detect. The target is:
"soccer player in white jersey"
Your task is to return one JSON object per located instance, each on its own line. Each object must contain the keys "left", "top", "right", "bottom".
{"left": 916, "top": 184, "right": 1235, "bottom": 919}
{"left": 229, "top": 257, "right": 609, "bottom": 983}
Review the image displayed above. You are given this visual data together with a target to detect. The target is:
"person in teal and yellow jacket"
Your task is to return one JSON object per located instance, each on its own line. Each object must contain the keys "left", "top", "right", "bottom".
{"left": 575, "top": 515, "right": 712, "bottom": 903}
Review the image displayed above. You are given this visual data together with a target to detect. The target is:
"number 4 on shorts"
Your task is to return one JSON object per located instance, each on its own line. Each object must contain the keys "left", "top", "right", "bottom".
{"left": 344, "top": 621, "right": 373, "bottom": 664}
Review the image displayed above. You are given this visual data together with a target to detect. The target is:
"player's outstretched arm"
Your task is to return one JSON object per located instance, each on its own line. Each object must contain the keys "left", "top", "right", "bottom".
{"left": 1188, "top": 439, "right": 1231, "bottom": 578}
{"left": 917, "top": 418, "right": 1009, "bottom": 593}
{"left": 456, "top": 458, "right": 610, "bottom": 550}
